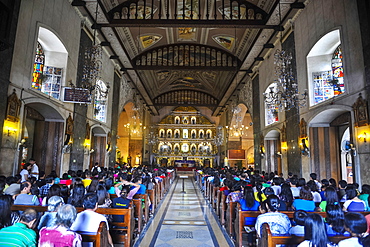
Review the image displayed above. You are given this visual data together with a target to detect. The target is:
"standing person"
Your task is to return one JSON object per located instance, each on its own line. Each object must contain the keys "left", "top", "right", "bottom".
{"left": 70, "top": 193, "right": 113, "bottom": 247}
{"left": 0, "top": 208, "right": 38, "bottom": 247}
{"left": 39, "top": 204, "right": 82, "bottom": 247}
{"left": 255, "top": 195, "right": 291, "bottom": 238}
{"left": 338, "top": 212, "right": 370, "bottom": 247}
{"left": 29, "top": 158, "right": 39, "bottom": 180}
{"left": 20, "top": 163, "right": 32, "bottom": 183}
{"left": 297, "top": 213, "right": 336, "bottom": 247}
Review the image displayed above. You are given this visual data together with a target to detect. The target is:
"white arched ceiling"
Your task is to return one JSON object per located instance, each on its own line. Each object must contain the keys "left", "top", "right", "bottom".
{"left": 307, "top": 29, "right": 340, "bottom": 57}
{"left": 265, "top": 129, "right": 280, "bottom": 140}
{"left": 26, "top": 103, "right": 64, "bottom": 121}
{"left": 309, "top": 108, "right": 349, "bottom": 127}
{"left": 38, "top": 27, "right": 67, "bottom": 53}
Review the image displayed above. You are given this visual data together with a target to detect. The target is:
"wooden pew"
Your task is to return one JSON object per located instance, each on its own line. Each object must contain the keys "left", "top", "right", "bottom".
{"left": 234, "top": 205, "right": 370, "bottom": 247}
{"left": 226, "top": 200, "right": 237, "bottom": 237}
{"left": 147, "top": 189, "right": 155, "bottom": 213}
{"left": 259, "top": 223, "right": 350, "bottom": 247}
{"left": 77, "top": 221, "right": 109, "bottom": 247}
{"left": 11, "top": 205, "right": 135, "bottom": 247}
{"left": 220, "top": 193, "right": 227, "bottom": 225}
{"left": 215, "top": 190, "right": 222, "bottom": 217}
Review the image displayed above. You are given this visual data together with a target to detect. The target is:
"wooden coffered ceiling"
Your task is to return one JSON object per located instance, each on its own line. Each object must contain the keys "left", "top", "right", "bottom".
{"left": 71, "top": 0, "right": 305, "bottom": 115}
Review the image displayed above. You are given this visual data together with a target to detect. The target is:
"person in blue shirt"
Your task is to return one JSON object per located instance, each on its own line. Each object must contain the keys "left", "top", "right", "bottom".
{"left": 239, "top": 186, "right": 260, "bottom": 246}
{"left": 292, "top": 185, "right": 316, "bottom": 212}
{"left": 133, "top": 176, "right": 146, "bottom": 195}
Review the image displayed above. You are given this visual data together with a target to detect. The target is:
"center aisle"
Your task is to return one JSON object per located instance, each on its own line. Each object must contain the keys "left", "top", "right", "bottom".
{"left": 134, "top": 174, "right": 234, "bottom": 247}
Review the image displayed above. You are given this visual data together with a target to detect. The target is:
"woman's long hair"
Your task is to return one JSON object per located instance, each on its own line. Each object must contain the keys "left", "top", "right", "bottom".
{"left": 255, "top": 183, "right": 264, "bottom": 202}
{"left": 280, "top": 183, "right": 293, "bottom": 203}
{"left": 68, "top": 184, "right": 85, "bottom": 207}
{"left": 86, "top": 177, "right": 99, "bottom": 193}
{"left": 243, "top": 186, "right": 255, "bottom": 208}
{"left": 0, "top": 195, "right": 14, "bottom": 229}
{"left": 299, "top": 186, "right": 313, "bottom": 200}
{"left": 324, "top": 186, "right": 339, "bottom": 206}
{"left": 265, "top": 195, "right": 279, "bottom": 212}
{"left": 344, "top": 212, "right": 370, "bottom": 246}
{"left": 97, "top": 184, "right": 108, "bottom": 205}
{"left": 304, "top": 213, "right": 330, "bottom": 247}
{"left": 325, "top": 204, "right": 345, "bottom": 234}
{"left": 345, "top": 184, "right": 358, "bottom": 200}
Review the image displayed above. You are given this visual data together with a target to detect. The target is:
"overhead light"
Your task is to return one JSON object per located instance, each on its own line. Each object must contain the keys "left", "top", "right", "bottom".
{"left": 110, "top": 55, "right": 119, "bottom": 59}
{"left": 255, "top": 57, "right": 264, "bottom": 61}
{"left": 264, "top": 43, "right": 274, "bottom": 49}
{"left": 263, "top": 1, "right": 307, "bottom": 111}
{"left": 100, "top": 41, "right": 110, "bottom": 46}
{"left": 71, "top": 0, "right": 86, "bottom": 6}
{"left": 291, "top": 2, "right": 305, "bottom": 9}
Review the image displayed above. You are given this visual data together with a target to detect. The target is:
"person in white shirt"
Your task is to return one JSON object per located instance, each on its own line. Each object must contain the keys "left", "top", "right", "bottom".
{"left": 20, "top": 163, "right": 32, "bottom": 182}
{"left": 29, "top": 158, "right": 39, "bottom": 180}
{"left": 71, "top": 193, "right": 113, "bottom": 247}
{"left": 338, "top": 212, "right": 370, "bottom": 247}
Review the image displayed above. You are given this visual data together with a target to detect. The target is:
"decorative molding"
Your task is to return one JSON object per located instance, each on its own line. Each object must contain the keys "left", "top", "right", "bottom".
{"left": 353, "top": 93, "right": 369, "bottom": 127}
{"left": 6, "top": 89, "right": 21, "bottom": 122}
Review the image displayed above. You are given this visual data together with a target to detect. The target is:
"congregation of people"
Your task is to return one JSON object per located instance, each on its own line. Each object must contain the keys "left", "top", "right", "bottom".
{"left": 197, "top": 167, "right": 370, "bottom": 247}
{"left": 0, "top": 158, "right": 172, "bottom": 247}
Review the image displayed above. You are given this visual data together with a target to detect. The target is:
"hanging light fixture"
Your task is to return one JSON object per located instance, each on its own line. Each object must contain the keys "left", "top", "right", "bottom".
{"left": 69, "top": 2, "right": 109, "bottom": 102}
{"left": 263, "top": 1, "right": 307, "bottom": 111}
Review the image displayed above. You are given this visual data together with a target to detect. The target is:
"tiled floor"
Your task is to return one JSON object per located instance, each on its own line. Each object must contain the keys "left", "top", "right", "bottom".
{"left": 134, "top": 174, "right": 233, "bottom": 247}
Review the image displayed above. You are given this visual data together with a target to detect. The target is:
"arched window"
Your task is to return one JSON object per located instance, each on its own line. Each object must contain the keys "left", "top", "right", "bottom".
{"left": 32, "top": 27, "right": 67, "bottom": 100}
{"left": 264, "top": 83, "right": 279, "bottom": 125}
{"left": 93, "top": 80, "right": 108, "bottom": 122}
{"left": 307, "top": 30, "right": 344, "bottom": 106}
{"left": 32, "top": 42, "right": 45, "bottom": 90}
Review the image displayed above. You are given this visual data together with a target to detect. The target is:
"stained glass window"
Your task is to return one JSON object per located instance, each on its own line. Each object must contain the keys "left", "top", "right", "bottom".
{"left": 312, "top": 45, "right": 345, "bottom": 105}
{"left": 32, "top": 42, "right": 45, "bottom": 90}
{"left": 42, "top": 66, "right": 62, "bottom": 100}
{"left": 331, "top": 45, "right": 345, "bottom": 95}
{"left": 93, "top": 80, "right": 107, "bottom": 122}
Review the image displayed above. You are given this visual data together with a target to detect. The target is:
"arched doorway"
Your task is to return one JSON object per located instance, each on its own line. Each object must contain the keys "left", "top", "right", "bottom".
{"left": 308, "top": 108, "right": 352, "bottom": 182}
{"left": 90, "top": 126, "right": 107, "bottom": 170}
{"left": 117, "top": 102, "right": 143, "bottom": 167}
{"left": 21, "top": 103, "right": 64, "bottom": 176}
{"left": 264, "top": 129, "right": 281, "bottom": 174}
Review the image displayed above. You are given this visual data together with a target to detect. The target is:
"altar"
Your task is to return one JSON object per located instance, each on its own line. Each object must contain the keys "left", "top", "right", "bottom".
{"left": 174, "top": 160, "right": 196, "bottom": 171}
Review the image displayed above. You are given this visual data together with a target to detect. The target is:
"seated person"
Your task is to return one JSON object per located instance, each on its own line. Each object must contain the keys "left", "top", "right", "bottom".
{"left": 38, "top": 196, "right": 64, "bottom": 230}
{"left": 114, "top": 176, "right": 140, "bottom": 199}
{"left": 14, "top": 182, "right": 40, "bottom": 206}
{"left": 292, "top": 186, "right": 315, "bottom": 212}
{"left": 255, "top": 195, "right": 291, "bottom": 237}
{"left": 39, "top": 204, "right": 81, "bottom": 247}
{"left": 338, "top": 212, "right": 370, "bottom": 247}
{"left": 0, "top": 208, "right": 38, "bottom": 247}
{"left": 289, "top": 210, "right": 308, "bottom": 236}
{"left": 112, "top": 185, "right": 131, "bottom": 222}
{"left": 343, "top": 184, "right": 366, "bottom": 212}
{"left": 297, "top": 213, "right": 336, "bottom": 247}
{"left": 71, "top": 193, "right": 113, "bottom": 247}
{"left": 325, "top": 203, "right": 350, "bottom": 236}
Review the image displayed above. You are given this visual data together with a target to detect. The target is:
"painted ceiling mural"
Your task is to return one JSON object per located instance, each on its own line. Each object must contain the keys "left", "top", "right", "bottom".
{"left": 212, "top": 35, "right": 235, "bottom": 50}
{"left": 139, "top": 34, "right": 162, "bottom": 49}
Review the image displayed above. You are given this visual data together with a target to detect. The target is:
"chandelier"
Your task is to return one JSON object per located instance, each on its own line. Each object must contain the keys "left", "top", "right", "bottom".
{"left": 228, "top": 106, "right": 249, "bottom": 137}
{"left": 69, "top": 2, "right": 109, "bottom": 102}
{"left": 263, "top": 2, "right": 307, "bottom": 111}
